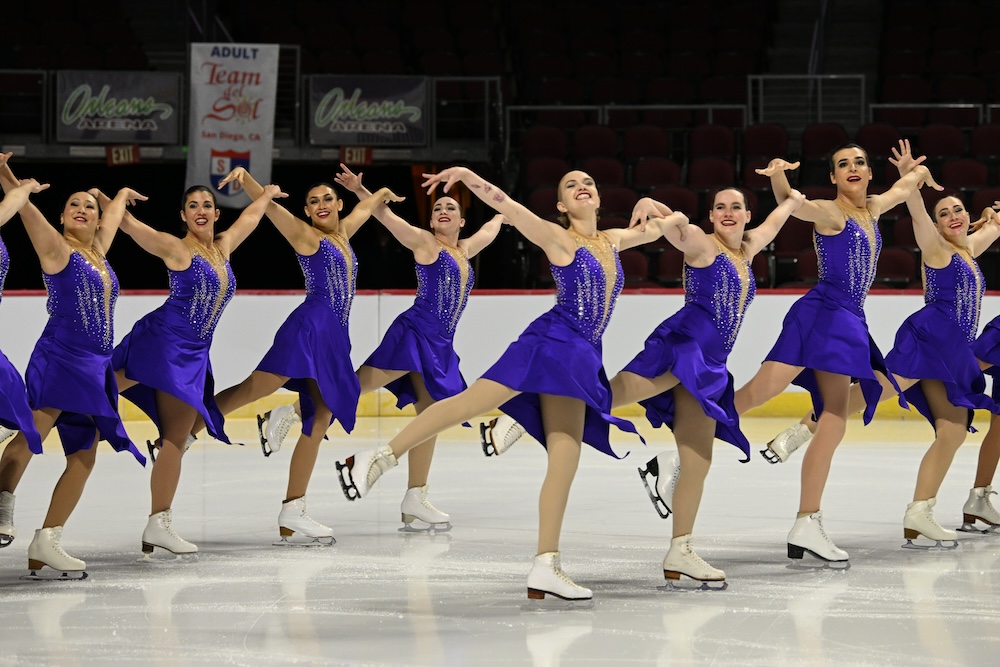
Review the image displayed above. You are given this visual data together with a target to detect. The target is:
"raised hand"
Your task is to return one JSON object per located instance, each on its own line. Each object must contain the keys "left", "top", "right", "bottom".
{"left": 374, "top": 187, "right": 405, "bottom": 204}
{"left": 21, "top": 178, "right": 49, "bottom": 194}
{"left": 118, "top": 187, "right": 148, "bottom": 207}
{"left": 262, "top": 184, "right": 289, "bottom": 200}
{"left": 888, "top": 138, "right": 927, "bottom": 176}
{"left": 216, "top": 167, "right": 248, "bottom": 190}
{"left": 422, "top": 167, "right": 469, "bottom": 195}
{"left": 629, "top": 197, "right": 671, "bottom": 231}
{"left": 786, "top": 188, "right": 807, "bottom": 208}
{"left": 0, "top": 152, "right": 12, "bottom": 169}
{"left": 755, "top": 158, "right": 801, "bottom": 177}
{"left": 334, "top": 163, "right": 364, "bottom": 193}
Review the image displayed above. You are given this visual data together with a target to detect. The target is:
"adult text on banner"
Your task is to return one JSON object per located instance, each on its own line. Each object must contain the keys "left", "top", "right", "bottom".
{"left": 56, "top": 71, "right": 180, "bottom": 144}
{"left": 185, "top": 43, "right": 279, "bottom": 208}
{"left": 309, "top": 75, "right": 426, "bottom": 147}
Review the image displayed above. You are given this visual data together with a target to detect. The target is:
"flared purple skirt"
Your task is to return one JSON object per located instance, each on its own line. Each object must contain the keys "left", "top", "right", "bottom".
{"left": 764, "top": 282, "right": 903, "bottom": 423}
{"left": 886, "top": 303, "right": 998, "bottom": 430}
{"left": 112, "top": 307, "right": 229, "bottom": 443}
{"left": 622, "top": 304, "right": 749, "bottom": 461}
{"left": 26, "top": 322, "right": 143, "bottom": 463}
{"left": 362, "top": 305, "right": 466, "bottom": 408}
{"left": 256, "top": 298, "right": 360, "bottom": 437}
{"left": 972, "top": 315, "right": 1000, "bottom": 400}
{"left": 481, "top": 308, "right": 642, "bottom": 459}
{"left": 0, "top": 349, "right": 42, "bottom": 452}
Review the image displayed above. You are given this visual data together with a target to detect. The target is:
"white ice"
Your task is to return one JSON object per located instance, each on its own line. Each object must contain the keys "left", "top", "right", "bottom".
{"left": 1, "top": 417, "right": 999, "bottom": 666}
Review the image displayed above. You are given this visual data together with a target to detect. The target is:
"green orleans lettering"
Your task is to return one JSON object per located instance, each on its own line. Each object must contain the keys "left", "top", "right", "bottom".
{"left": 62, "top": 84, "right": 174, "bottom": 125}
{"left": 314, "top": 87, "right": 421, "bottom": 130}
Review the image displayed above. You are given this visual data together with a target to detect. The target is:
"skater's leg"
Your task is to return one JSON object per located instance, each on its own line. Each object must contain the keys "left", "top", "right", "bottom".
{"left": 799, "top": 370, "right": 851, "bottom": 513}
{"left": 0, "top": 407, "right": 58, "bottom": 493}
{"left": 913, "top": 380, "right": 968, "bottom": 502}
{"left": 536, "top": 394, "right": 585, "bottom": 555}
{"left": 610, "top": 370, "right": 679, "bottom": 409}
{"left": 285, "top": 379, "right": 332, "bottom": 502}
{"left": 150, "top": 392, "right": 199, "bottom": 514}
{"left": 670, "top": 386, "right": 715, "bottom": 538}
{"left": 733, "top": 361, "right": 803, "bottom": 415}
{"left": 193, "top": 370, "right": 288, "bottom": 435}
{"left": 42, "top": 436, "right": 98, "bottom": 529}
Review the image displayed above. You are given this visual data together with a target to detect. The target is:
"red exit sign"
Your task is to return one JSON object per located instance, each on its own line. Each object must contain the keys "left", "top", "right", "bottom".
{"left": 339, "top": 146, "right": 372, "bottom": 166}
{"left": 106, "top": 144, "right": 141, "bottom": 167}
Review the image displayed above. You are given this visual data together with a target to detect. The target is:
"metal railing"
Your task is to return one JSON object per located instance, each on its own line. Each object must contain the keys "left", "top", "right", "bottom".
{"left": 869, "top": 103, "right": 983, "bottom": 128}
{"left": 748, "top": 74, "right": 865, "bottom": 127}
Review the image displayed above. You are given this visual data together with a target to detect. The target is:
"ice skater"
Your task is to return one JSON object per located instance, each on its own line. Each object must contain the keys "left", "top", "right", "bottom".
{"left": 485, "top": 185, "right": 806, "bottom": 588}
{"left": 258, "top": 164, "right": 503, "bottom": 533}
{"left": 188, "top": 166, "right": 403, "bottom": 546}
{"left": 335, "top": 167, "right": 687, "bottom": 602}
{"left": 0, "top": 157, "right": 146, "bottom": 579}
{"left": 729, "top": 143, "right": 941, "bottom": 565}
{"left": 0, "top": 161, "right": 49, "bottom": 547}
{"left": 101, "top": 182, "right": 287, "bottom": 558}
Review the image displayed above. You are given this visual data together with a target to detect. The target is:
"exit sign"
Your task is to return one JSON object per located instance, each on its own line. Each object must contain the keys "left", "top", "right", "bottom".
{"left": 339, "top": 146, "right": 372, "bottom": 165}
{"left": 106, "top": 144, "right": 141, "bottom": 167}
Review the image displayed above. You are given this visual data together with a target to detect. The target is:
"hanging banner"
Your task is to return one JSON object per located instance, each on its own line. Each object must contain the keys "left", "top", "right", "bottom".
{"left": 308, "top": 75, "right": 426, "bottom": 147}
{"left": 56, "top": 71, "right": 180, "bottom": 144}
{"left": 185, "top": 43, "right": 279, "bottom": 208}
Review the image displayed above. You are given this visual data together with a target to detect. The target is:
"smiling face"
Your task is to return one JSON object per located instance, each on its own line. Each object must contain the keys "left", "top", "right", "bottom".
{"left": 829, "top": 145, "right": 873, "bottom": 193}
{"left": 180, "top": 186, "right": 221, "bottom": 235}
{"left": 555, "top": 170, "right": 600, "bottom": 226}
{"left": 933, "top": 195, "right": 970, "bottom": 243}
{"left": 709, "top": 188, "right": 751, "bottom": 235}
{"left": 60, "top": 191, "right": 100, "bottom": 235}
{"left": 430, "top": 196, "right": 465, "bottom": 235}
{"left": 304, "top": 185, "right": 343, "bottom": 226}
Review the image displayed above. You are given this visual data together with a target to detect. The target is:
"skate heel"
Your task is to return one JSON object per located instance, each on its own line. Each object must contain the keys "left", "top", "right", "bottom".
{"left": 141, "top": 542, "right": 154, "bottom": 554}
{"left": 787, "top": 543, "right": 805, "bottom": 559}
{"left": 27, "top": 558, "right": 44, "bottom": 570}
{"left": 279, "top": 527, "right": 294, "bottom": 538}
{"left": 401, "top": 513, "right": 417, "bottom": 525}
{"left": 963, "top": 513, "right": 978, "bottom": 525}
{"left": 527, "top": 588, "right": 546, "bottom": 600}
{"left": 663, "top": 570, "right": 681, "bottom": 580}
{"left": 903, "top": 528, "right": 919, "bottom": 540}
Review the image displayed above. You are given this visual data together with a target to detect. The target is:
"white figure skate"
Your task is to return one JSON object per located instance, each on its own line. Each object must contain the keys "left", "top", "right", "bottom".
{"left": 336, "top": 445, "right": 397, "bottom": 500}
{"left": 526, "top": 551, "right": 592, "bottom": 601}
{"left": 902, "top": 498, "right": 959, "bottom": 550}
{"left": 141, "top": 509, "right": 198, "bottom": 558}
{"left": 959, "top": 485, "right": 1000, "bottom": 534}
{"left": 480, "top": 415, "right": 526, "bottom": 456}
{"left": 660, "top": 534, "right": 727, "bottom": 591}
{"left": 761, "top": 422, "right": 813, "bottom": 464}
{"left": 400, "top": 485, "right": 452, "bottom": 532}
{"left": 276, "top": 497, "right": 335, "bottom": 546}
{"left": 23, "top": 527, "right": 88, "bottom": 581}
{"left": 638, "top": 452, "right": 680, "bottom": 519}
{"left": 0, "top": 490, "right": 15, "bottom": 547}
{"left": 257, "top": 403, "right": 301, "bottom": 457}
{"left": 787, "top": 511, "right": 849, "bottom": 566}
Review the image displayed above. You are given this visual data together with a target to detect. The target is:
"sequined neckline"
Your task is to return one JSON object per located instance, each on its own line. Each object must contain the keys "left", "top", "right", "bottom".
{"left": 568, "top": 229, "right": 618, "bottom": 339}
{"left": 323, "top": 231, "right": 354, "bottom": 289}
{"left": 66, "top": 243, "right": 114, "bottom": 348}
{"left": 187, "top": 240, "right": 231, "bottom": 336}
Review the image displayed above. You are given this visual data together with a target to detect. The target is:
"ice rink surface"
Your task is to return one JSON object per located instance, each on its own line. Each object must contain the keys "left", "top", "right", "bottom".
{"left": 1, "top": 416, "right": 999, "bottom": 666}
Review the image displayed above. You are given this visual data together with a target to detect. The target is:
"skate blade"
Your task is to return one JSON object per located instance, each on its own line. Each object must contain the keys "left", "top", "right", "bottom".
{"left": 759, "top": 445, "right": 782, "bottom": 464}
{"left": 257, "top": 412, "right": 275, "bottom": 457}
{"left": 0, "top": 534, "right": 13, "bottom": 548}
{"left": 957, "top": 520, "right": 1000, "bottom": 535}
{"left": 786, "top": 544, "right": 850, "bottom": 569}
{"left": 902, "top": 538, "right": 959, "bottom": 550}
{"left": 480, "top": 420, "right": 497, "bottom": 457}
{"left": 523, "top": 594, "right": 594, "bottom": 611}
{"left": 146, "top": 439, "right": 159, "bottom": 463}
{"left": 637, "top": 463, "right": 671, "bottom": 519}
{"left": 335, "top": 458, "right": 361, "bottom": 500}
{"left": 22, "top": 569, "right": 88, "bottom": 581}
{"left": 657, "top": 578, "right": 728, "bottom": 592}
{"left": 273, "top": 535, "right": 335, "bottom": 547}
{"left": 398, "top": 521, "right": 452, "bottom": 534}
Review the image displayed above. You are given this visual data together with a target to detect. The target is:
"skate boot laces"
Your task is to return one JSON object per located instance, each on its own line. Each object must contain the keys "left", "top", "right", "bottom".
{"left": 368, "top": 448, "right": 395, "bottom": 487}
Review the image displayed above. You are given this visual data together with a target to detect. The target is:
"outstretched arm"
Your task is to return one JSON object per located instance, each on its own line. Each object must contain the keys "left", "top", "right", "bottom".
{"left": 460, "top": 214, "right": 505, "bottom": 259}
{"left": 422, "top": 167, "right": 574, "bottom": 262}
{"left": 93, "top": 187, "right": 147, "bottom": 255}
{"left": 757, "top": 158, "right": 835, "bottom": 225}
{"left": 967, "top": 206, "right": 1000, "bottom": 257}
{"left": 0, "top": 160, "right": 68, "bottom": 272}
{"left": 887, "top": 140, "right": 950, "bottom": 262}
{"left": 91, "top": 188, "right": 191, "bottom": 270}
{"left": 869, "top": 140, "right": 943, "bottom": 217}
{"left": 609, "top": 197, "right": 692, "bottom": 251}
{"left": 334, "top": 163, "right": 432, "bottom": 253}
{"left": 217, "top": 167, "right": 315, "bottom": 253}
{"left": 0, "top": 179, "right": 49, "bottom": 227}
{"left": 743, "top": 189, "right": 807, "bottom": 256}
{"left": 340, "top": 185, "right": 405, "bottom": 238}
{"left": 216, "top": 184, "right": 289, "bottom": 256}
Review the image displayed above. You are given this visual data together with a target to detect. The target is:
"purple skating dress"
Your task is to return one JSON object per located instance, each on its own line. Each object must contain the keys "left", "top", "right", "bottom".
{"left": 0, "top": 236, "right": 43, "bottom": 451}
{"left": 764, "top": 205, "right": 902, "bottom": 422}
{"left": 112, "top": 244, "right": 235, "bottom": 442}
{"left": 622, "top": 237, "right": 755, "bottom": 461}
{"left": 25, "top": 249, "right": 142, "bottom": 461}
{"left": 973, "top": 313, "right": 1000, "bottom": 400}
{"left": 256, "top": 233, "right": 360, "bottom": 437}
{"left": 482, "top": 230, "right": 641, "bottom": 458}
{"left": 886, "top": 251, "right": 998, "bottom": 428}
{"left": 363, "top": 243, "right": 473, "bottom": 408}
